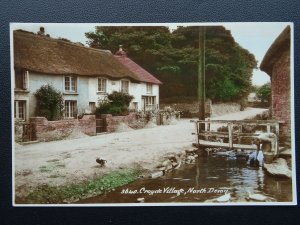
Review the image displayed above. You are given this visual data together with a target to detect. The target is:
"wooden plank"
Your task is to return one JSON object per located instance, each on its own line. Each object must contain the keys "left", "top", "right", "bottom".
{"left": 193, "top": 120, "right": 280, "bottom": 126}
{"left": 200, "top": 131, "right": 261, "bottom": 136}
{"left": 198, "top": 140, "right": 257, "bottom": 150}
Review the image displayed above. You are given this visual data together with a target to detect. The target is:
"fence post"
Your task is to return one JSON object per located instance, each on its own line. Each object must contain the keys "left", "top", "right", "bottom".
{"left": 228, "top": 122, "right": 233, "bottom": 149}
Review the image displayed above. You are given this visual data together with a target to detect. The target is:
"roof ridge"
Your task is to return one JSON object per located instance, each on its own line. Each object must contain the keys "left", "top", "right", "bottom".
{"left": 13, "top": 29, "right": 112, "bottom": 55}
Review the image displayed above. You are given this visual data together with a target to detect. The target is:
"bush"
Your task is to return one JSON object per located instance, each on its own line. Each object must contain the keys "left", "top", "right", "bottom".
{"left": 95, "top": 100, "right": 111, "bottom": 114}
{"left": 107, "top": 91, "right": 134, "bottom": 107}
{"left": 35, "top": 84, "right": 64, "bottom": 121}
{"left": 96, "top": 91, "right": 134, "bottom": 116}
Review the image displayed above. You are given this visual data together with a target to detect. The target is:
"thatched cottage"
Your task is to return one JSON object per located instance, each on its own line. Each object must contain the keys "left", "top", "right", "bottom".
{"left": 13, "top": 30, "right": 161, "bottom": 121}
{"left": 260, "top": 26, "right": 291, "bottom": 138}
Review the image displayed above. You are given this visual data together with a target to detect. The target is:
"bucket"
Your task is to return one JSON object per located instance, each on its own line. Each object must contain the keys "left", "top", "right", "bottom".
{"left": 263, "top": 152, "right": 274, "bottom": 164}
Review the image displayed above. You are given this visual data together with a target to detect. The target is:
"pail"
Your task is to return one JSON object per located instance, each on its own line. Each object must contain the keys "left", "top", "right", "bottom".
{"left": 263, "top": 152, "right": 274, "bottom": 164}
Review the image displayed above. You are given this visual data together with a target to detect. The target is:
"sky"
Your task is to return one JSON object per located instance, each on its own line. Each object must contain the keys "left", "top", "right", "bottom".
{"left": 11, "top": 22, "right": 290, "bottom": 86}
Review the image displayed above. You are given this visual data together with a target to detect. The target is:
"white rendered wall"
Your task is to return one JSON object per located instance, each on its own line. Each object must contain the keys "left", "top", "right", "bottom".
{"left": 14, "top": 71, "right": 161, "bottom": 120}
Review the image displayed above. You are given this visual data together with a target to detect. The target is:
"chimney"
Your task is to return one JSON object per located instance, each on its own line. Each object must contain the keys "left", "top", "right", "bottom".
{"left": 115, "top": 45, "right": 127, "bottom": 56}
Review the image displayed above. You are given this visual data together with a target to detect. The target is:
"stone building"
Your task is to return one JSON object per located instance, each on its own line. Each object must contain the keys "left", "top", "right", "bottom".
{"left": 260, "top": 26, "right": 291, "bottom": 138}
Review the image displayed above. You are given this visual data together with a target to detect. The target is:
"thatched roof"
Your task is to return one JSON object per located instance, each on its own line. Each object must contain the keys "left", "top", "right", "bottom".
{"left": 13, "top": 30, "right": 141, "bottom": 82}
{"left": 260, "top": 26, "right": 291, "bottom": 76}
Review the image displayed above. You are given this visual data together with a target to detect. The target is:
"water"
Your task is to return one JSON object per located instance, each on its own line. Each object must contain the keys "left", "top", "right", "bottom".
{"left": 78, "top": 155, "right": 292, "bottom": 203}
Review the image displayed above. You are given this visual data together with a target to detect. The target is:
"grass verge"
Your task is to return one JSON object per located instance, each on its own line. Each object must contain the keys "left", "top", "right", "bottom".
{"left": 21, "top": 168, "right": 143, "bottom": 204}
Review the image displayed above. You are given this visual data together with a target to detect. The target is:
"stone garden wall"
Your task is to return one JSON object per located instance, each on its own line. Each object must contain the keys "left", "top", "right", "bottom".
{"left": 28, "top": 115, "right": 96, "bottom": 142}
{"left": 101, "top": 111, "right": 179, "bottom": 133}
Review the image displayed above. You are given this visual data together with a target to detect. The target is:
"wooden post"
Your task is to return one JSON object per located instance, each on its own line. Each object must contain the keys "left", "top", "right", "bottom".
{"left": 238, "top": 124, "right": 242, "bottom": 144}
{"left": 228, "top": 122, "right": 233, "bottom": 149}
{"left": 198, "top": 26, "right": 206, "bottom": 131}
{"left": 275, "top": 122, "right": 279, "bottom": 137}
{"left": 267, "top": 123, "right": 271, "bottom": 133}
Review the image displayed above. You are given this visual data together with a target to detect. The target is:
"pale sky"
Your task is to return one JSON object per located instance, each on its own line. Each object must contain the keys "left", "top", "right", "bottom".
{"left": 11, "top": 22, "right": 291, "bottom": 86}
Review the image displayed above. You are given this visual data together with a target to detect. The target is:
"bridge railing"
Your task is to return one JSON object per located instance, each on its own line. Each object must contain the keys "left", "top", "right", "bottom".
{"left": 190, "top": 119, "right": 280, "bottom": 155}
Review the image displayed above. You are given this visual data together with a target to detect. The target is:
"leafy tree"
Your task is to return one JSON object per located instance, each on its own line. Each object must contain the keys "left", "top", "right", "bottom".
{"left": 86, "top": 26, "right": 257, "bottom": 102}
{"left": 256, "top": 82, "right": 271, "bottom": 103}
{"left": 34, "top": 84, "right": 64, "bottom": 120}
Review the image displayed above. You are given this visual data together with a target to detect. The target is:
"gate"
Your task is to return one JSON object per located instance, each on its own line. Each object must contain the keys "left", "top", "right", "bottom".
{"left": 96, "top": 116, "right": 107, "bottom": 133}
{"left": 22, "top": 123, "right": 36, "bottom": 142}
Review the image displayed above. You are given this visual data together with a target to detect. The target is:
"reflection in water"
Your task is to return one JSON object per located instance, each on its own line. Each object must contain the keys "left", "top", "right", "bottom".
{"left": 79, "top": 156, "right": 292, "bottom": 203}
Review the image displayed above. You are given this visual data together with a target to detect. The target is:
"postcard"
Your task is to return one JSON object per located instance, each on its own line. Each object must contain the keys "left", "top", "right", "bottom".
{"left": 11, "top": 22, "right": 296, "bottom": 206}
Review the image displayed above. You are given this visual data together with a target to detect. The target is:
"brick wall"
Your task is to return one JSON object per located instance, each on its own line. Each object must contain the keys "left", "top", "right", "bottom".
{"left": 271, "top": 50, "right": 291, "bottom": 138}
{"left": 29, "top": 115, "right": 96, "bottom": 142}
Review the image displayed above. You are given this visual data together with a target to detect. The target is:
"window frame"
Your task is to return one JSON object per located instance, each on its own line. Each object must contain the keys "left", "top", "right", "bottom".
{"left": 143, "top": 96, "right": 156, "bottom": 111}
{"left": 121, "top": 79, "right": 129, "bottom": 94}
{"left": 15, "top": 68, "right": 29, "bottom": 90}
{"left": 64, "top": 100, "right": 77, "bottom": 118}
{"left": 64, "top": 76, "right": 77, "bottom": 92}
{"left": 146, "top": 83, "right": 153, "bottom": 94}
{"left": 14, "top": 100, "right": 26, "bottom": 121}
{"left": 98, "top": 77, "right": 107, "bottom": 93}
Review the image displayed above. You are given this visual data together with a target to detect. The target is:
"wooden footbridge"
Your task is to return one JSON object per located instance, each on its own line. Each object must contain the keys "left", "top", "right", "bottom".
{"left": 191, "top": 119, "right": 280, "bottom": 155}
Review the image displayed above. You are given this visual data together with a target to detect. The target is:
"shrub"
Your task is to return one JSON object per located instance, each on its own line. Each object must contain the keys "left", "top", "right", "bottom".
{"left": 96, "top": 92, "right": 133, "bottom": 116}
{"left": 107, "top": 91, "right": 134, "bottom": 107}
{"left": 108, "top": 105, "right": 123, "bottom": 116}
{"left": 35, "top": 84, "right": 64, "bottom": 121}
{"left": 95, "top": 99, "right": 111, "bottom": 114}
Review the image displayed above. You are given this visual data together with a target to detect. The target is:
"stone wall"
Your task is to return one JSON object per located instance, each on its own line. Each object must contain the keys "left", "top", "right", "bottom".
{"left": 29, "top": 115, "right": 96, "bottom": 142}
{"left": 14, "top": 120, "right": 25, "bottom": 142}
{"left": 160, "top": 102, "right": 241, "bottom": 118}
{"left": 101, "top": 112, "right": 178, "bottom": 133}
{"left": 271, "top": 50, "right": 291, "bottom": 138}
{"left": 101, "top": 113, "right": 147, "bottom": 132}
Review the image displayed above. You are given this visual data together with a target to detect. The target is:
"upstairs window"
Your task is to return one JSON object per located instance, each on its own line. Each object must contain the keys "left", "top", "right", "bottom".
{"left": 15, "top": 68, "right": 28, "bottom": 90}
{"left": 65, "top": 76, "right": 77, "bottom": 92}
{"left": 98, "top": 78, "right": 107, "bottom": 93}
{"left": 121, "top": 80, "right": 129, "bottom": 94}
{"left": 146, "top": 83, "right": 152, "bottom": 94}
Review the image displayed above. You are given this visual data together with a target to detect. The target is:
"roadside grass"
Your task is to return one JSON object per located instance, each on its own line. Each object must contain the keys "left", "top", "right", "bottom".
{"left": 39, "top": 162, "right": 66, "bottom": 173}
{"left": 24, "top": 168, "right": 143, "bottom": 204}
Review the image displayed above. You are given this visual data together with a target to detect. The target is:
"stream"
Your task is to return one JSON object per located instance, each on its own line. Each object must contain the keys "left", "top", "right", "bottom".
{"left": 78, "top": 154, "right": 292, "bottom": 204}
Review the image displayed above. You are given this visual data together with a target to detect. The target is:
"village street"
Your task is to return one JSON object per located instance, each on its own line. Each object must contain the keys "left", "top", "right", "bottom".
{"left": 15, "top": 107, "right": 267, "bottom": 196}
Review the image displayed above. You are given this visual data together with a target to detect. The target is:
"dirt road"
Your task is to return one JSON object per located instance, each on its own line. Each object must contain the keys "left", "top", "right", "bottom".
{"left": 15, "top": 107, "right": 268, "bottom": 195}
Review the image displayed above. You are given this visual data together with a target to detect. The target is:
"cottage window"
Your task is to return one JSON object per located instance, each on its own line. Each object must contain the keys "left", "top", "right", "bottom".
{"left": 14, "top": 100, "right": 26, "bottom": 120}
{"left": 64, "top": 100, "right": 77, "bottom": 118}
{"left": 65, "top": 76, "right": 77, "bottom": 92}
{"left": 98, "top": 78, "right": 107, "bottom": 93}
{"left": 121, "top": 80, "right": 129, "bottom": 93}
{"left": 15, "top": 68, "right": 28, "bottom": 90}
{"left": 146, "top": 83, "right": 152, "bottom": 94}
{"left": 143, "top": 96, "right": 156, "bottom": 111}
{"left": 89, "top": 102, "right": 96, "bottom": 113}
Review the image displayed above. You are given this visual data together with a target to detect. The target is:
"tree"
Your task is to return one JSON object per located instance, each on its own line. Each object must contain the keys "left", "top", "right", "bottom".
{"left": 86, "top": 26, "right": 257, "bottom": 102}
{"left": 256, "top": 82, "right": 271, "bottom": 103}
{"left": 34, "top": 84, "right": 64, "bottom": 120}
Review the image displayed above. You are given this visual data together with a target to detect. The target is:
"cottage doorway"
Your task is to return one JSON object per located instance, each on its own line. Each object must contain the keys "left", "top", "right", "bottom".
{"left": 22, "top": 123, "right": 36, "bottom": 142}
{"left": 96, "top": 116, "right": 107, "bottom": 133}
